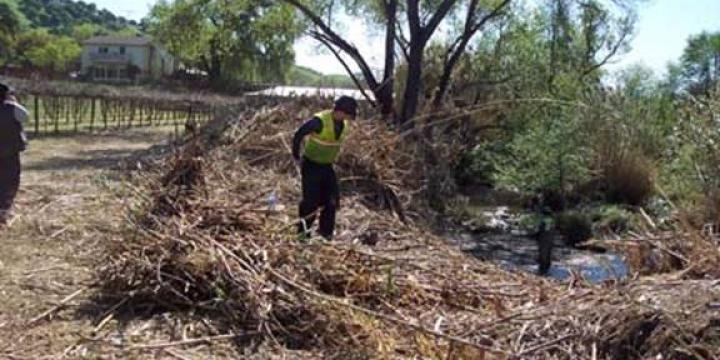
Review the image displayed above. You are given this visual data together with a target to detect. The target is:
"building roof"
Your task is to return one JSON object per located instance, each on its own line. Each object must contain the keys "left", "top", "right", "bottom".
{"left": 83, "top": 36, "right": 153, "bottom": 46}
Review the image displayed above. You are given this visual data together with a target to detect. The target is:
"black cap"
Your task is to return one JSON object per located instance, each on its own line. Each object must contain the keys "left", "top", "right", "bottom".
{"left": 334, "top": 95, "right": 358, "bottom": 118}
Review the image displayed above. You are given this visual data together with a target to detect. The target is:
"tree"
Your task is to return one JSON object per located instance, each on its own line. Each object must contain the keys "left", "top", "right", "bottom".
{"left": 679, "top": 31, "right": 720, "bottom": 95}
{"left": 13, "top": 28, "right": 54, "bottom": 68}
{"left": 430, "top": 0, "right": 511, "bottom": 108}
{"left": 285, "top": 0, "right": 512, "bottom": 124}
{"left": 545, "top": 0, "right": 637, "bottom": 91}
{"left": 147, "top": 0, "right": 303, "bottom": 86}
{"left": 70, "top": 23, "right": 105, "bottom": 42}
{"left": 24, "top": 34, "right": 81, "bottom": 73}
{"left": 110, "top": 26, "right": 141, "bottom": 37}
{"left": 18, "top": 0, "right": 136, "bottom": 35}
{"left": 452, "top": 0, "right": 643, "bottom": 208}
{"left": 0, "top": 0, "right": 26, "bottom": 65}
{"left": 283, "top": 0, "right": 395, "bottom": 115}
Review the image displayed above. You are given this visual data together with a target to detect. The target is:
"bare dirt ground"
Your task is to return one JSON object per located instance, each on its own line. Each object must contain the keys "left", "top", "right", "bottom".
{"left": 0, "top": 129, "right": 204, "bottom": 359}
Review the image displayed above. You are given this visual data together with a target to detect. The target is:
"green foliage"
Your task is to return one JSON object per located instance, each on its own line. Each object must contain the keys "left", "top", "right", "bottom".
{"left": 462, "top": 3, "right": 666, "bottom": 206}
{"left": 7, "top": 28, "right": 82, "bottom": 73}
{"left": 0, "top": 0, "right": 25, "bottom": 35}
{"left": 679, "top": 31, "right": 720, "bottom": 94}
{"left": 13, "top": 28, "right": 53, "bottom": 67}
{"left": 70, "top": 22, "right": 105, "bottom": 42}
{"left": 555, "top": 211, "right": 592, "bottom": 246}
{"left": 592, "top": 205, "right": 633, "bottom": 234}
{"left": 24, "top": 34, "right": 80, "bottom": 72}
{"left": 148, "top": 0, "right": 304, "bottom": 85}
{"left": 17, "top": 0, "right": 136, "bottom": 35}
{"left": 578, "top": 66, "right": 675, "bottom": 206}
{"left": 518, "top": 212, "right": 554, "bottom": 233}
{"left": 455, "top": 141, "right": 504, "bottom": 187}
{"left": 660, "top": 86, "right": 720, "bottom": 223}
{"left": 1, "top": 0, "right": 141, "bottom": 73}
{"left": 0, "top": 0, "right": 26, "bottom": 64}
{"left": 493, "top": 100, "right": 591, "bottom": 197}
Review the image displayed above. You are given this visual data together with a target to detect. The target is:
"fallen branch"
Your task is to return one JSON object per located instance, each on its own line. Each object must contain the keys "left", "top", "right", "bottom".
{"left": 28, "top": 288, "right": 86, "bottom": 325}
{"left": 128, "top": 333, "right": 249, "bottom": 350}
{"left": 512, "top": 333, "right": 580, "bottom": 358}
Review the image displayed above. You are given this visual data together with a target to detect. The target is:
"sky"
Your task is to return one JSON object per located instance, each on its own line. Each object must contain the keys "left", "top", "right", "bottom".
{"left": 87, "top": 0, "right": 720, "bottom": 76}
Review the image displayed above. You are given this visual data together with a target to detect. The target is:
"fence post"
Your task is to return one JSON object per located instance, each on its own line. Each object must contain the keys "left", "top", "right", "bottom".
{"left": 113, "top": 101, "right": 118, "bottom": 128}
{"left": 34, "top": 95, "right": 39, "bottom": 136}
{"left": 90, "top": 98, "right": 96, "bottom": 132}
{"left": 73, "top": 98, "right": 79, "bottom": 133}
{"left": 174, "top": 110, "right": 179, "bottom": 138}
{"left": 65, "top": 97, "right": 70, "bottom": 124}
{"left": 103, "top": 100, "right": 108, "bottom": 130}
{"left": 54, "top": 100, "right": 60, "bottom": 134}
{"left": 129, "top": 101, "right": 134, "bottom": 128}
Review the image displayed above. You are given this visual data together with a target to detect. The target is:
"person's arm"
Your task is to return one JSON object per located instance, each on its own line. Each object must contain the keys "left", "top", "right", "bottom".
{"left": 0, "top": 104, "right": 26, "bottom": 155}
{"left": 5, "top": 95, "right": 29, "bottom": 123}
{"left": 292, "top": 117, "right": 322, "bottom": 160}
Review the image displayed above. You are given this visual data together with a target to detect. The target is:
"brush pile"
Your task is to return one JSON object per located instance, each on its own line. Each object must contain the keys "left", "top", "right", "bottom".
{"left": 98, "top": 102, "right": 720, "bottom": 359}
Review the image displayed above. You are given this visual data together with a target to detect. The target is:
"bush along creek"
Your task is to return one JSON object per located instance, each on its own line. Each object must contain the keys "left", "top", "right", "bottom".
{"left": 444, "top": 186, "right": 653, "bottom": 284}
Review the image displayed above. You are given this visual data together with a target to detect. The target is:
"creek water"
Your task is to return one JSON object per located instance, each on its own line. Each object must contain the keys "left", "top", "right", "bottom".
{"left": 448, "top": 206, "right": 630, "bottom": 283}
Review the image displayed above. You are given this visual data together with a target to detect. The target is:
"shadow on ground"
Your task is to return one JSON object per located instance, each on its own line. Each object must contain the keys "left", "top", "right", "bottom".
{"left": 25, "top": 139, "right": 178, "bottom": 172}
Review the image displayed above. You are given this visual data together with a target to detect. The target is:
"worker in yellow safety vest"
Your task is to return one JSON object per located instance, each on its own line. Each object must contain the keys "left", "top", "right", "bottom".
{"left": 291, "top": 96, "right": 357, "bottom": 240}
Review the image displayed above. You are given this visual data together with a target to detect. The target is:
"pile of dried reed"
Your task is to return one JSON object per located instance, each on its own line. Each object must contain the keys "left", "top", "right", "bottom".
{"left": 97, "top": 103, "right": 720, "bottom": 359}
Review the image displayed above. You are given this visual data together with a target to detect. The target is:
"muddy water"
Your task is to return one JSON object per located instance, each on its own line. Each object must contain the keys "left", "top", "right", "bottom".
{"left": 448, "top": 206, "right": 630, "bottom": 283}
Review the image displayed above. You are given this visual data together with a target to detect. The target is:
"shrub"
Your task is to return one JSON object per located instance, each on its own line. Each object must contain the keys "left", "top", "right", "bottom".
{"left": 555, "top": 211, "right": 593, "bottom": 246}
{"left": 593, "top": 205, "right": 633, "bottom": 235}
{"left": 455, "top": 141, "right": 503, "bottom": 187}
{"left": 601, "top": 151, "right": 656, "bottom": 206}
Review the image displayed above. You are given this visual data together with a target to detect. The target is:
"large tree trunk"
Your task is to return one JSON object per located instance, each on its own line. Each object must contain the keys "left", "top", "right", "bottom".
{"left": 433, "top": 46, "right": 463, "bottom": 109}
{"left": 208, "top": 57, "right": 222, "bottom": 86}
{"left": 379, "top": 0, "right": 397, "bottom": 119}
{"left": 399, "top": 44, "right": 424, "bottom": 126}
{"left": 205, "top": 39, "right": 223, "bottom": 87}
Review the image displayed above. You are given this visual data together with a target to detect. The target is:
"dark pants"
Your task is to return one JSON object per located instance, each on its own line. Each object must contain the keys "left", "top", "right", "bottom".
{"left": 0, "top": 154, "right": 20, "bottom": 223}
{"left": 298, "top": 157, "right": 339, "bottom": 239}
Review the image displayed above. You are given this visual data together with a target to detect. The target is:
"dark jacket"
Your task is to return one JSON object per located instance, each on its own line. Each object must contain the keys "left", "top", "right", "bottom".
{"left": 0, "top": 102, "right": 27, "bottom": 158}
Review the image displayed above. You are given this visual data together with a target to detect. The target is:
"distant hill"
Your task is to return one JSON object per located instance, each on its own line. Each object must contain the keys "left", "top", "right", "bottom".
{"left": 13, "top": 0, "right": 136, "bottom": 34}
{"left": 288, "top": 65, "right": 358, "bottom": 89}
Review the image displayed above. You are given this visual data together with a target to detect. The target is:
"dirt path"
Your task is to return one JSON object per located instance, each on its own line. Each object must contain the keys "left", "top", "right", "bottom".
{"left": 0, "top": 129, "right": 174, "bottom": 358}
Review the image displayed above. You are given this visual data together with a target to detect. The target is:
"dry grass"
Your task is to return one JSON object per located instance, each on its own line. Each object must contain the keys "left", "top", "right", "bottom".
{"left": 0, "top": 127, "right": 206, "bottom": 359}
{"left": 1, "top": 101, "right": 719, "bottom": 359}
{"left": 602, "top": 151, "right": 656, "bottom": 206}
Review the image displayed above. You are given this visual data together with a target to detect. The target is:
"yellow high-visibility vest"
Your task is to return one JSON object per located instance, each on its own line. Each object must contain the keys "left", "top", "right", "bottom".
{"left": 303, "top": 110, "right": 348, "bottom": 164}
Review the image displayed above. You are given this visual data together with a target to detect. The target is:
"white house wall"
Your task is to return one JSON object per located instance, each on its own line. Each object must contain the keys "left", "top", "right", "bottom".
{"left": 81, "top": 45, "right": 151, "bottom": 75}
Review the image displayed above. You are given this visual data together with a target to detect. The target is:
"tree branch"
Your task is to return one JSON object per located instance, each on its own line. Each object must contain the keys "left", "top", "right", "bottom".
{"left": 469, "top": 0, "right": 511, "bottom": 35}
{"left": 283, "top": 0, "right": 380, "bottom": 90}
{"left": 433, "top": 0, "right": 512, "bottom": 107}
{"left": 312, "top": 32, "right": 377, "bottom": 106}
{"left": 423, "top": 0, "right": 459, "bottom": 43}
{"left": 443, "top": 0, "right": 479, "bottom": 65}
{"left": 582, "top": 26, "right": 629, "bottom": 76}
{"left": 395, "top": 26, "right": 411, "bottom": 62}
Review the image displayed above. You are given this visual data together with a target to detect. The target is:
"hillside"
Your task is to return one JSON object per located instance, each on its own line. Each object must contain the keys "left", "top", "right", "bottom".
{"left": 288, "top": 65, "right": 358, "bottom": 88}
{"left": 13, "top": 0, "right": 136, "bottom": 34}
